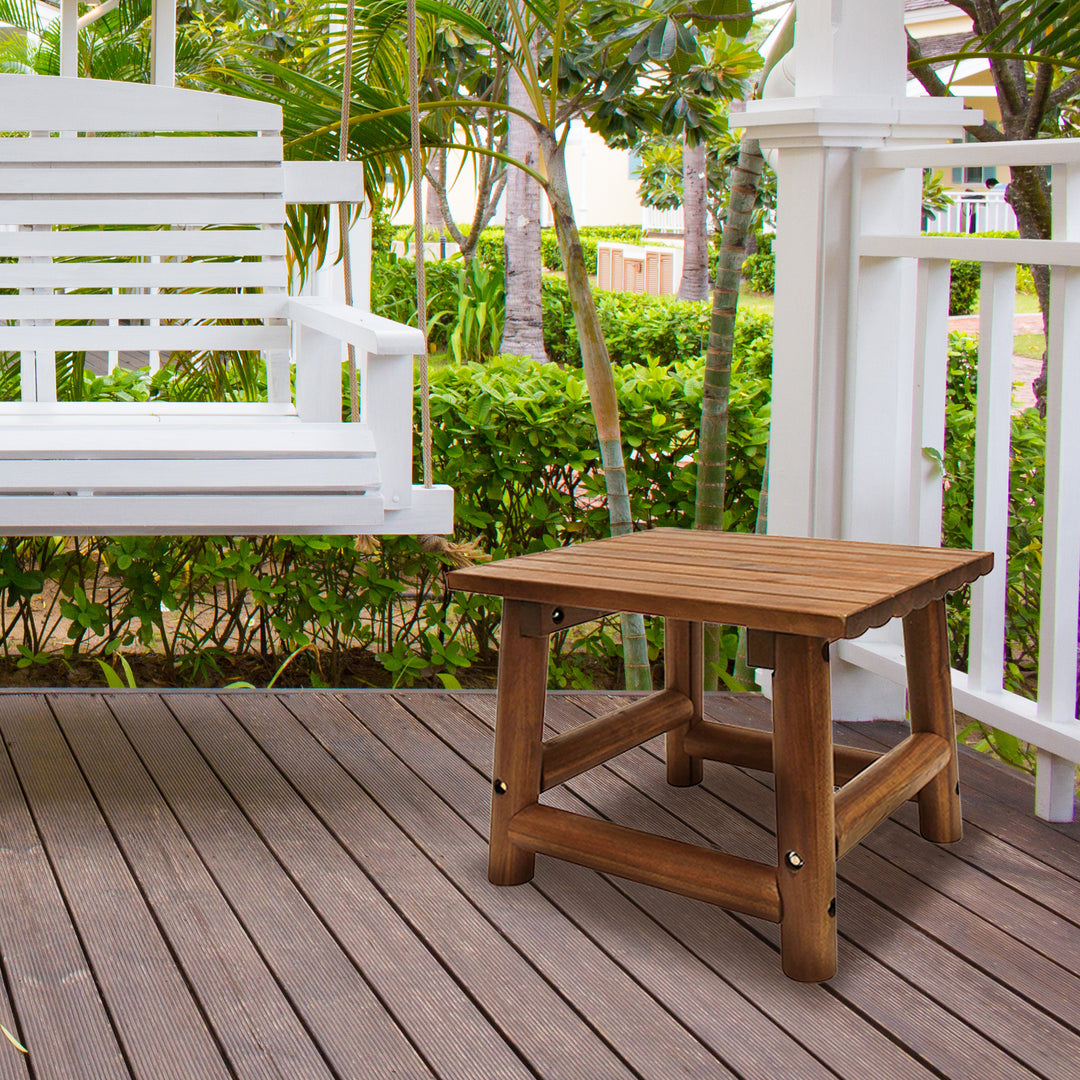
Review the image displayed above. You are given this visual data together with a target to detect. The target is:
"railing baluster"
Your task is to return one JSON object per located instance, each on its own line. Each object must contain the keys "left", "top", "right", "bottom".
{"left": 968, "top": 263, "right": 1015, "bottom": 693}
{"left": 911, "top": 259, "right": 951, "bottom": 547}
{"left": 1036, "top": 161, "right": 1080, "bottom": 820}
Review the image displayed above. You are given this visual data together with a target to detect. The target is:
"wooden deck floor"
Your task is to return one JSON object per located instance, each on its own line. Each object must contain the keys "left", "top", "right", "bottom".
{"left": 0, "top": 689, "right": 1076, "bottom": 1080}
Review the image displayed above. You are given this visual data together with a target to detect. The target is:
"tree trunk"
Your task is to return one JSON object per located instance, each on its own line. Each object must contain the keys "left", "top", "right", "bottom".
{"left": 695, "top": 133, "right": 765, "bottom": 689}
{"left": 541, "top": 128, "right": 652, "bottom": 691}
{"left": 500, "top": 66, "right": 548, "bottom": 362}
{"left": 425, "top": 150, "right": 446, "bottom": 237}
{"left": 678, "top": 139, "right": 710, "bottom": 301}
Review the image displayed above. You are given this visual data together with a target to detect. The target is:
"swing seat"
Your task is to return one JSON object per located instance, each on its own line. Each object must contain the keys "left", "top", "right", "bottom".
{"left": 0, "top": 74, "right": 453, "bottom": 536}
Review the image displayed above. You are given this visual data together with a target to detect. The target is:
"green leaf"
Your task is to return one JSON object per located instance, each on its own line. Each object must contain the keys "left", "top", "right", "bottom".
{"left": 97, "top": 659, "right": 127, "bottom": 689}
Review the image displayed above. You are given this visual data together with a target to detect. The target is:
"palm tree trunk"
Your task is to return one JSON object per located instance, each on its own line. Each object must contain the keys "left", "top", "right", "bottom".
{"left": 500, "top": 65, "right": 548, "bottom": 361}
{"left": 695, "top": 132, "right": 765, "bottom": 689}
{"left": 678, "top": 139, "right": 710, "bottom": 301}
{"left": 541, "top": 128, "right": 651, "bottom": 691}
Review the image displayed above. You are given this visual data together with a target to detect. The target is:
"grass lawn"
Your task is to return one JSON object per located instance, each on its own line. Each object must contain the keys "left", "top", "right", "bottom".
{"left": 1014, "top": 291, "right": 1041, "bottom": 314}
{"left": 738, "top": 284, "right": 774, "bottom": 316}
{"left": 1014, "top": 332, "right": 1045, "bottom": 359}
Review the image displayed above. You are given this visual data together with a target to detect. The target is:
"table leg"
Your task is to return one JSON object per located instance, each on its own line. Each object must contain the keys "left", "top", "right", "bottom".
{"left": 489, "top": 599, "right": 549, "bottom": 885}
{"left": 665, "top": 618, "right": 704, "bottom": 786}
{"left": 773, "top": 633, "right": 837, "bottom": 982}
{"left": 903, "top": 598, "right": 962, "bottom": 843}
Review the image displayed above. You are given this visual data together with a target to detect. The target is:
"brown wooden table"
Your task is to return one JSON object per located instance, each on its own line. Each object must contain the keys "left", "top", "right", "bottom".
{"left": 448, "top": 529, "right": 993, "bottom": 982}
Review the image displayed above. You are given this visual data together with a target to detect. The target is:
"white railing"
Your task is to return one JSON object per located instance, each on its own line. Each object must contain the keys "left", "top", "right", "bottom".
{"left": 846, "top": 138, "right": 1080, "bottom": 820}
{"left": 642, "top": 205, "right": 684, "bottom": 234}
{"left": 923, "top": 189, "right": 1019, "bottom": 234}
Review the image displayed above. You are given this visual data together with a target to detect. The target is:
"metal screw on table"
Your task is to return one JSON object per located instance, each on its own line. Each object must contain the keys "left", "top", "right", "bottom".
{"left": 551, "top": 608, "right": 565, "bottom": 625}
{"left": 493, "top": 779, "right": 508, "bottom": 795}
{"left": 784, "top": 850, "right": 804, "bottom": 871}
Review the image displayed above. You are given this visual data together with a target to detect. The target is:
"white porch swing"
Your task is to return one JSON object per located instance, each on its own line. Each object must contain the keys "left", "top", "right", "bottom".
{"left": 0, "top": 0, "right": 452, "bottom": 537}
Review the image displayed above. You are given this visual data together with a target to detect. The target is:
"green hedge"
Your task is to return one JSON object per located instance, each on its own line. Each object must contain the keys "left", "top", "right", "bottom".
{"left": 371, "top": 254, "right": 775, "bottom": 371}
{"left": 542, "top": 277, "right": 774, "bottom": 370}
{"left": 474, "top": 225, "right": 644, "bottom": 275}
{"left": 0, "top": 352, "right": 770, "bottom": 688}
{"left": 930, "top": 231, "right": 1038, "bottom": 315}
{"left": 741, "top": 251, "right": 775, "bottom": 294}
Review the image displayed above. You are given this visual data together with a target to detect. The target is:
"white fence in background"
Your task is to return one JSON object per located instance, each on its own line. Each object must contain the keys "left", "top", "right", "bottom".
{"left": 923, "top": 188, "right": 1019, "bottom": 234}
{"left": 843, "top": 138, "right": 1080, "bottom": 819}
{"left": 642, "top": 206, "right": 684, "bottom": 234}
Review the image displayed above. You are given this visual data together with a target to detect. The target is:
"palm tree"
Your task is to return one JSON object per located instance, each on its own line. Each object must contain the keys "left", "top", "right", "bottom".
{"left": 500, "top": 59, "right": 548, "bottom": 362}
{"left": 677, "top": 138, "right": 710, "bottom": 300}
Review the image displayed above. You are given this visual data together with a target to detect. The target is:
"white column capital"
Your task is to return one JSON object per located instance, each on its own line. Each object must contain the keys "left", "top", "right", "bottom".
{"left": 738, "top": 96, "right": 978, "bottom": 151}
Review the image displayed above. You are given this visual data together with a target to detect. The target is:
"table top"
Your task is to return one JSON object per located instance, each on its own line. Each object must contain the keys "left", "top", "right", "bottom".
{"left": 447, "top": 529, "right": 994, "bottom": 640}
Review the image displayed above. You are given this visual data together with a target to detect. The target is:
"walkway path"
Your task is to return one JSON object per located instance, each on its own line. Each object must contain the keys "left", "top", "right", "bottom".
{"left": 948, "top": 312, "right": 1043, "bottom": 411}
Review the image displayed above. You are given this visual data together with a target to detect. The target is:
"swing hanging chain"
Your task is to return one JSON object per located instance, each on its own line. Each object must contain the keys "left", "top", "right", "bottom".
{"left": 338, "top": 0, "right": 360, "bottom": 424}
{"left": 407, "top": 0, "right": 433, "bottom": 488}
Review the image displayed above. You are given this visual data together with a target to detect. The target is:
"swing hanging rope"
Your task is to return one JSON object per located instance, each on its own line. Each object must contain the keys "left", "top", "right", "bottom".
{"left": 338, "top": 0, "right": 432, "bottom": 487}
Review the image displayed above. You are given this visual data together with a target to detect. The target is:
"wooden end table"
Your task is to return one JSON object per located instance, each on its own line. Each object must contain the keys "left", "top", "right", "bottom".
{"left": 447, "top": 529, "right": 993, "bottom": 982}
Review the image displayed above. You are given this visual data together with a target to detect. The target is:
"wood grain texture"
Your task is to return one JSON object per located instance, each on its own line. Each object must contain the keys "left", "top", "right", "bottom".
{"left": 0, "top": 688, "right": 1074, "bottom": 1080}
{"left": 542, "top": 688, "right": 692, "bottom": 790}
{"left": 509, "top": 804, "right": 781, "bottom": 921}
{"left": 664, "top": 619, "right": 704, "bottom": 785}
{"left": 448, "top": 528, "right": 993, "bottom": 639}
{"left": 772, "top": 635, "right": 838, "bottom": 982}
{"left": 683, "top": 719, "right": 884, "bottom": 783}
{"left": 489, "top": 599, "right": 548, "bottom": 884}
{"left": 834, "top": 733, "right": 952, "bottom": 859}
{"left": 904, "top": 598, "right": 964, "bottom": 842}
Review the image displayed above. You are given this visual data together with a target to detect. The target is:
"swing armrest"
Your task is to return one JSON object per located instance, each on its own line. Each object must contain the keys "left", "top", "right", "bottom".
{"left": 288, "top": 297, "right": 419, "bottom": 512}
{"left": 287, "top": 297, "right": 424, "bottom": 357}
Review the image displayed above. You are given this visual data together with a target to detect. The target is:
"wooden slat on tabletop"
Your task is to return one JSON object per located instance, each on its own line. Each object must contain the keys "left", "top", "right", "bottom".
{"left": 176, "top": 691, "right": 534, "bottom": 1080}
{"left": 491, "top": 543, "right": 956, "bottom": 595}
{"left": 303, "top": 691, "right": 740, "bottom": 1080}
{"left": 458, "top": 692, "right": 1047, "bottom": 1080}
{"left": 408, "top": 691, "right": 935, "bottom": 1080}
{"left": 482, "top": 529, "right": 990, "bottom": 580}
{"left": 577, "top": 694, "right": 1080, "bottom": 1041}
{"left": 0, "top": 696, "right": 229, "bottom": 1080}
{"left": 448, "top": 536, "right": 990, "bottom": 638}
{"left": 0, "top": 708, "right": 113, "bottom": 1080}
{"left": 46, "top": 694, "right": 336, "bottom": 1080}
{"left": 103, "top": 693, "right": 435, "bottom": 1080}
{"left": 228, "top": 691, "right": 631, "bottom": 1080}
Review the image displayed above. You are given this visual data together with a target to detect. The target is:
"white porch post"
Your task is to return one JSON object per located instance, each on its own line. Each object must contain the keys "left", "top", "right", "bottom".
{"left": 740, "top": 0, "right": 971, "bottom": 719}
{"left": 151, "top": 0, "right": 177, "bottom": 87}
{"left": 60, "top": 0, "right": 78, "bottom": 77}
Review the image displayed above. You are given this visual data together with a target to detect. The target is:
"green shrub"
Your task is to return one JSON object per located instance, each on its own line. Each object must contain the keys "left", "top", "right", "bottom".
{"left": 472, "top": 224, "right": 643, "bottom": 275}
{"left": 741, "top": 251, "right": 775, "bottom": 294}
{"left": 930, "top": 231, "right": 1040, "bottom": 313}
{"left": 941, "top": 333, "right": 1044, "bottom": 715}
{"left": 539, "top": 276, "right": 773, "bottom": 368}
{"left": 949, "top": 260, "right": 981, "bottom": 315}
{"left": 0, "top": 349, "right": 771, "bottom": 688}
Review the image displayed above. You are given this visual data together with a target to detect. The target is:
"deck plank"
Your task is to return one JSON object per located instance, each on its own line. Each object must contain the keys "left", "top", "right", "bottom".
{"left": 0, "top": 688, "right": 1073, "bottom": 1080}
{"left": 0, "top": 704, "right": 111, "bottom": 1080}
{"left": 105, "top": 692, "right": 435, "bottom": 1080}
{"left": 0, "top": 695, "right": 230, "bottom": 1080}
{"left": 46, "top": 693, "right": 337, "bottom": 1080}
{"left": 399, "top": 692, "right": 940, "bottom": 1080}
{"left": 222, "top": 691, "right": 636, "bottom": 1080}
{"left": 177, "top": 690, "right": 544, "bottom": 1080}
{"left": 295, "top": 691, "right": 734, "bottom": 1080}
{"left": 447, "top": 692, "right": 1053, "bottom": 1080}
